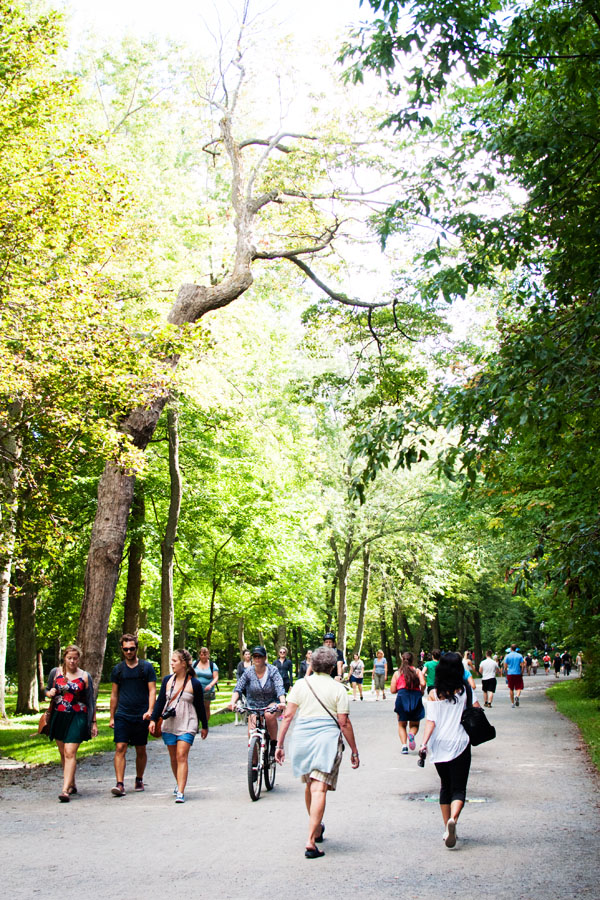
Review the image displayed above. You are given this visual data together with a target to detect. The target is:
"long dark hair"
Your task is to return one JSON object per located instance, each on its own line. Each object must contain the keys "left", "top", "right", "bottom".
{"left": 433, "top": 652, "right": 465, "bottom": 702}
{"left": 399, "top": 651, "right": 420, "bottom": 690}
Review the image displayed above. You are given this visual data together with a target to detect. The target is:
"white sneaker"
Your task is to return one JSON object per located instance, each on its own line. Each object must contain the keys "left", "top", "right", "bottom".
{"left": 444, "top": 818, "right": 457, "bottom": 848}
{"left": 175, "top": 792, "right": 185, "bottom": 803}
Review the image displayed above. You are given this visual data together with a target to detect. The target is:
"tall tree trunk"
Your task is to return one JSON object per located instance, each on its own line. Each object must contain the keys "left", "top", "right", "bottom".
{"left": 205, "top": 576, "right": 219, "bottom": 654}
{"left": 399, "top": 610, "right": 414, "bottom": 650}
{"left": 411, "top": 613, "right": 427, "bottom": 659}
{"left": 122, "top": 483, "right": 145, "bottom": 636}
{"left": 353, "top": 549, "right": 370, "bottom": 655}
{"left": 392, "top": 600, "right": 401, "bottom": 665}
{"left": 226, "top": 639, "right": 234, "bottom": 679}
{"left": 76, "top": 107, "right": 288, "bottom": 688}
{"left": 160, "top": 406, "right": 182, "bottom": 677}
{"left": 276, "top": 613, "right": 286, "bottom": 650}
{"left": 10, "top": 569, "right": 39, "bottom": 714}
{"left": 457, "top": 608, "right": 467, "bottom": 654}
{"left": 0, "top": 402, "right": 23, "bottom": 718}
{"left": 237, "top": 617, "right": 246, "bottom": 655}
{"left": 472, "top": 607, "right": 483, "bottom": 666}
{"left": 431, "top": 603, "right": 441, "bottom": 650}
{"left": 37, "top": 650, "right": 45, "bottom": 701}
{"left": 138, "top": 606, "right": 148, "bottom": 659}
{"left": 331, "top": 534, "right": 354, "bottom": 661}
{"left": 325, "top": 574, "right": 337, "bottom": 631}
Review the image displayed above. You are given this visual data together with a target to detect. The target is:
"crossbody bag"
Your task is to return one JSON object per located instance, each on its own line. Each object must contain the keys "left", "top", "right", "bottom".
{"left": 304, "top": 677, "right": 345, "bottom": 757}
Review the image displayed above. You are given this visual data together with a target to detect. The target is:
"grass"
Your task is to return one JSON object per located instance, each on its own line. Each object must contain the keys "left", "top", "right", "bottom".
{"left": 547, "top": 679, "right": 600, "bottom": 773}
{"left": 0, "top": 683, "right": 234, "bottom": 767}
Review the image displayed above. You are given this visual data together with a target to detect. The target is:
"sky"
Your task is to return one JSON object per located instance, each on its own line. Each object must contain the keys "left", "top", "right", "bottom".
{"left": 61, "top": 0, "right": 365, "bottom": 50}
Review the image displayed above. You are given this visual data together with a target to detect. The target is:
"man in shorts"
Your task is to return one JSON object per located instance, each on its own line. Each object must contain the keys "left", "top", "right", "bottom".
{"left": 110, "top": 634, "right": 157, "bottom": 796}
{"left": 479, "top": 650, "right": 500, "bottom": 707}
{"left": 503, "top": 643, "right": 525, "bottom": 707}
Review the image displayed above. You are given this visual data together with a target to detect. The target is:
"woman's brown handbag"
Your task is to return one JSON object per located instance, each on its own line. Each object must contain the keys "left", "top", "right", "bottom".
{"left": 37, "top": 702, "right": 54, "bottom": 736}
{"left": 154, "top": 716, "right": 163, "bottom": 738}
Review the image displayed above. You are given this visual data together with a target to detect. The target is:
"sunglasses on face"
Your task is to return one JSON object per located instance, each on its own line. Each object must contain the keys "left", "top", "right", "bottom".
{"left": 123, "top": 647, "right": 136, "bottom": 652}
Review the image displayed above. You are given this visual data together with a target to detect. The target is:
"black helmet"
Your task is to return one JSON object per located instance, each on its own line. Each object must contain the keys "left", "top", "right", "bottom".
{"left": 323, "top": 632, "right": 335, "bottom": 642}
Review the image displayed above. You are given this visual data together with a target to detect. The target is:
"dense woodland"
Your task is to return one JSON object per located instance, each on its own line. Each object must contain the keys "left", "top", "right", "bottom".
{"left": 1, "top": 0, "right": 599, "bottom": 717}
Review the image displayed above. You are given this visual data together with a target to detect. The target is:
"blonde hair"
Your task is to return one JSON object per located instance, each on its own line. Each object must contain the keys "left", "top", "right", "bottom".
{"left": 61, "top": 644, "right": 82, "bottom": 673}
{"left": 173, "top": 648, "right": 195, "bottom": 677}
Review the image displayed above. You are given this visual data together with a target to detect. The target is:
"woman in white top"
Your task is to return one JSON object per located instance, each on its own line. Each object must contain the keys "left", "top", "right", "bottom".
{"left": 420, "top": 652, "right": 481, "bottom": 849}
{"left": 275, "top": 646, "right": 360, "bottom": 859}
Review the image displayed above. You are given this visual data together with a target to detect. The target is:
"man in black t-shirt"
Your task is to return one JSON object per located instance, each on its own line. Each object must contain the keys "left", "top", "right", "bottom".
{"left": 306, "top": 632, "right": 345, "bottom": 680}
{"left": 109, "top": 634, "right": 157, "bottom": 797}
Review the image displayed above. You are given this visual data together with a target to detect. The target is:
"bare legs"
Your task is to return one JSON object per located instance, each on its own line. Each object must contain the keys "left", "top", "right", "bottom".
{"left": 167, "top": 741, "right": 192, "bottom": 793}
{"left": 56, "top": 740, "right": 80, "bottom": 794}
{"left": 204, "top": 699, "right": 211, "bottom": 722}
{"left": 114, "top": 743, "right": 147, "bottom": 782}
{"left": 440, "top": 799, "right": 464, "bottom": 826}
{"left": 397, "top": 720, "right": 420, "bottom": 747}
{"left": 304, "top": 779, "right": 328, "bottom": 850}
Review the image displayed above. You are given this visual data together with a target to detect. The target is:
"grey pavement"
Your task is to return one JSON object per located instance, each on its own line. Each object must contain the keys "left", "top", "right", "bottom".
{"left": 0, "top": 675, "right": 598, "bottom": 899}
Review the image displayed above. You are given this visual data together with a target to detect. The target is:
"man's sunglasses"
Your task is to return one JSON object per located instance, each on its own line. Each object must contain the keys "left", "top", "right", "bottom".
{"left": 123, "top": 646, "right": 137, "bottom": 652}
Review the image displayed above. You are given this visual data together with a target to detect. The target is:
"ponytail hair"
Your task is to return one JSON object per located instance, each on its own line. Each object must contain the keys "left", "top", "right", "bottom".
{"left": 173, "top": 648, "right": 195, "bottom": 678}
{"left": 400, "top": 651, "right": 419, "bottom": 690}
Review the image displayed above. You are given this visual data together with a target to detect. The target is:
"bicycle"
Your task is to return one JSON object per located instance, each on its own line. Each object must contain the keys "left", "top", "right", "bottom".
{"left": 238, "top": 704, "right": 279, "bottom": 801}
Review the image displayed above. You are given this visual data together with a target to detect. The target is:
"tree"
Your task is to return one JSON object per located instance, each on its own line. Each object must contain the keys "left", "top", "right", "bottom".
{"left": 341, "top": 0, "right": 600, "bottom": 686}
{"left": 75, "top": 9, "right": 412, "bottom": 686}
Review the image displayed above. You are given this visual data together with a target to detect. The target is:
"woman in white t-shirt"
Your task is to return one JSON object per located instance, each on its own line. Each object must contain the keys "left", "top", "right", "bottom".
{"left": 420, "top": 652, "right": 481, "bottom": 849}
{"left": 479, "top": 650, "right": 500, "bottom": 708}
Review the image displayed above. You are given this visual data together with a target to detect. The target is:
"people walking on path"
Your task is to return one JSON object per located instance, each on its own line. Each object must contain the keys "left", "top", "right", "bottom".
{"left": 45, "top": 644, "right": 97, "bottom": 802}
{"left": 372, "top": 649, "right": 388, "bottom": 700}
{"left": 419, "top": 651, "right": 481, "bottom": 849}
{"left": 561, "top": 651, "right": 572, "bottom": 676}
{"left": 543, "top": 652, "right": 551, "bottom": 674}
{"left": 422, "top": 649, "right": 441, "bottom": 697}
{"left": 503, "top": 644, "right": 525, "bottom": 706}
{"left": 229, "top": 646, "right": 286, "bottom": 751}
{"left": 149, "top": 649, "right": 208, "bottom": 803}
{"left": 274, "top": 646, "right": 294, "bottom": 693}
{"left": 109, "top": 633, "right": 156, "bottom": 797}
{"left": 479, "top": 650, "right": 500, "bottom": 708}
{"left": 462, "top": 651, "right": 476, "bottom": 680}
{"left": 193, "top": 647, "right": 219, "bottom": 721}
{"left": 236, "top": 649, "right": 252, "bottom": 680}
{"left": 576, "top": 651, "right": 583, "bottom": 675}
{"left": 390, "top": 651, "right": 426, "bottom": 754}
{"left": 553, "top": 652, "right": 562, "bottom": 678}
{"left": 349, "top": 652, "right": 365, "bottom": 700}
{"left": 298, "top": 649, "right": 312, "bottom": 679}
{"left": 524, "top": 653, "right": 533, "bottom": 676}
{"left": 531, "top": 655, "right": 539, "bottom": 675}
{"left": 275, "top": 646, "right": 360, "bottom": 859}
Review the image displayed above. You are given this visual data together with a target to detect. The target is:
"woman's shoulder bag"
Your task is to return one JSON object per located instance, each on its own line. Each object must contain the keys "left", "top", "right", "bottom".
{"left": 460, "top": 683, "right": 496, "bottom": 746}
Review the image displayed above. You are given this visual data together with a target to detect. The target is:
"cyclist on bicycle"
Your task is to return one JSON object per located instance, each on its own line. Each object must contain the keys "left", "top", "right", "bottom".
{"left": 229, "top": 646, "right": 286, "bottom": 752}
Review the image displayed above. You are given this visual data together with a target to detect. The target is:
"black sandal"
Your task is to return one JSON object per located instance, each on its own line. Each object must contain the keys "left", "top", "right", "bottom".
{"left": 315, "top": 823, "right": 325, "bottom": 843}
{"left": 305, "top": 847, "right": 325, "bottom": 859}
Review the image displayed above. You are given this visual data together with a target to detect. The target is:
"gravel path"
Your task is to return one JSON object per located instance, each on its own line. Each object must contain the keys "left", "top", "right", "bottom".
{"left": 1, "top": 675, "right": 598, "bottom": 899}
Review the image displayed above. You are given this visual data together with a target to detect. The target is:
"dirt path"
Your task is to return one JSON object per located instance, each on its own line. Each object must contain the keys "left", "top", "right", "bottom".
{"left": 1, "top": 675, "right": 598, "bottom": 899}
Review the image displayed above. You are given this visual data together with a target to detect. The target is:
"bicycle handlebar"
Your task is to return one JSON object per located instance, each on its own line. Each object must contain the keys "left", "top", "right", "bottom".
{"left": 237, "top": 704, "right": 281, "bottom": 714}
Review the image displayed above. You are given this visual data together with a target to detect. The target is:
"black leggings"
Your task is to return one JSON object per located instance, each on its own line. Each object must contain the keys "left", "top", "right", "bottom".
{"left": 434, "top": 744, "right": 471, "bottom": 805}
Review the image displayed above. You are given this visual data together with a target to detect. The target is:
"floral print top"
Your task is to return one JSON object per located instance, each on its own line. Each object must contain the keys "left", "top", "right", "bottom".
{"left": 54, "top": 675, "right": 88, "bottom": 714}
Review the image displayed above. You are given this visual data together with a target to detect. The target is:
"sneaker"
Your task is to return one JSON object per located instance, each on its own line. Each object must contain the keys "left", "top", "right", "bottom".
{"left": 401, "top": 745, "right": 408, "bottom": 754}
{"left": 515, "top": 697, "right": 520, "bottom": 707}
{"left": 173, "top": 785, "right": 178, "bottom": 795}
{"left": 111, "top": 782, "right": 125, "bottom": 797}
{"left": 511, "top": 702, "right": 515, "bottom": 708}
{"left": 382, "top": 692, "right": 386, "bottom": 699}
{"left": 360, "top": 696, "right": 364, "bottom": 701}
{"left": 175, "top": 792, "right": 185, "bottom": 803}
{"left": 444, "top": 818, "right": 457, "bottom": 848}
{"left": 134, "top": 777, "right": 145, "bottom": 792}
{"left": 408, "top": 733, "right": 416, "bottom": 751}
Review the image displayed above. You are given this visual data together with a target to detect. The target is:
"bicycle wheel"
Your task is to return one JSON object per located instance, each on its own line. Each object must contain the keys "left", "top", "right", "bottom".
{"left": 264, "top": 738, "right": 277, "bottom": 791}
{"left": 247, "top": 734, "right": 263, "bottom": 801}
